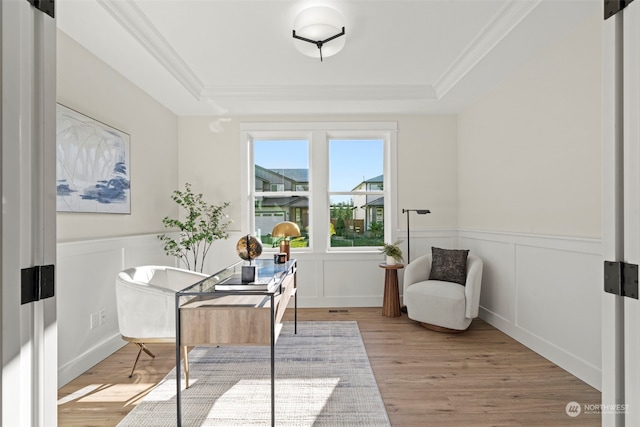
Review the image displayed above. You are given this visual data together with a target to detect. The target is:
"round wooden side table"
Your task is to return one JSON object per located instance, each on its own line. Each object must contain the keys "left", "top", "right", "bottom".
{"left": 378, "top": 263, "right": 404, "bottom": 317}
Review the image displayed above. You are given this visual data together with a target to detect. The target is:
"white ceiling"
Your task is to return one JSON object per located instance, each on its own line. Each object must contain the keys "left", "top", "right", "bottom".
{"left": 56, "top": 0, "right": 600, "bottom": 117}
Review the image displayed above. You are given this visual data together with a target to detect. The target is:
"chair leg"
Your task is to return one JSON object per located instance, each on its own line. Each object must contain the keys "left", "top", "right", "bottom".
{"left": 181, "top": 346, "right": 190, "bottom": 388}
{"left": 140, "top": 343, "right": 155, "bottom": 358}
{"left": 129, "top": 343, "right": 156, "bottom": 378}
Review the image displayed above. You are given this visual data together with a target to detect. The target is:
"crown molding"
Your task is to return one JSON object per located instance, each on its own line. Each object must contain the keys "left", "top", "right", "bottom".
{"left": 433, "top": 0, "right": 542, "bottom": 99}
{"left": 93, "top": 0, "right": 545, "bottom": 114}
{"left": 97, "top": 0, "right": 204, "bottom": 99}
{"left": 201, "top": 84, "right": 436, "bottom": 102}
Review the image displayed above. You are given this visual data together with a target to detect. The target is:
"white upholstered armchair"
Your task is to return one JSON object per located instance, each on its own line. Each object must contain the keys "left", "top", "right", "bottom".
{"left": 115, "top": 265, "right": 208, "bottom": 384}
{"left": 403, "top": 252, "right": 483, "bottom": 332}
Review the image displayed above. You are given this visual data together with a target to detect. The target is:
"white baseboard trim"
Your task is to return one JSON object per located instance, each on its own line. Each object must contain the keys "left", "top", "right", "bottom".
{"left": 58, "top": 333, "right": 126, "bottom": 387}
{"left": 297, "top": 296, "right": 382, "bottom": 308}
{"left": 480, "top": 307, "right": 601, "bottom": 390}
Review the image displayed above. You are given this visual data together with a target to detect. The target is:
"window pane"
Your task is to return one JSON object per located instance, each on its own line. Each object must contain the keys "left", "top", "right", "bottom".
{"left": 254, "top": 140, "right": 309, "bottom": 192}
{"left": 329, "top": 139, "right": 383, "bottom": 192}
{"left": 329, "top": 139, "right": 384, "bottom": 248}
{"left": 329, "top": 195, "right": 384, "bottom": 248}
{"left": 255, "top": 195, "right": 309, "bottom": 248}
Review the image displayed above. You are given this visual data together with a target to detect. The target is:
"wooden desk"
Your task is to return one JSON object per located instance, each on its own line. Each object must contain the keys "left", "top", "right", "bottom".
{"left": 378, "top": 263, "right": 403, "bottom": 317}
{"left": 175, "top": 259, "right": 297, "bottom": 427}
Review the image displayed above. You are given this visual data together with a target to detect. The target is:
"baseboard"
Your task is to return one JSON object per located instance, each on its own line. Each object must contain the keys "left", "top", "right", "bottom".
{"left": 58, "top": 333, "right": 127, "bottom": 387}
{"left": 480, "top": 307, "right": 601, "bottom": 391}
{"left": 297, "top": 296, "right": 383, "bottom": 308}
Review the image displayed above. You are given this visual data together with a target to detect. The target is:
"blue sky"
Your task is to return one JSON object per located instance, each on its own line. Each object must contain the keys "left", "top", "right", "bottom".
{"left": 254, "top": 139, "right": 383, "bottom": 192}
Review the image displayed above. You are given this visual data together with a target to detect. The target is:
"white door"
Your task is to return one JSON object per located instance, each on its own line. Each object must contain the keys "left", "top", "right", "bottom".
{"left": 1, "top": 1, "right": 57, "bottom": 426}
{"left": 603, "top": 1, "right": 640, "bottom": 426}
{"left": 623, "top": 2, "right": 640, "bottom": 424}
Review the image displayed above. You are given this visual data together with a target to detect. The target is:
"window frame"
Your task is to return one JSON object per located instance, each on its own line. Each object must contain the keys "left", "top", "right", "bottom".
{"left": 240, "top": 122, "right": 398, "bottom": 254}
{"left": 328, "top": 137, "right": 385, "bottom": 250}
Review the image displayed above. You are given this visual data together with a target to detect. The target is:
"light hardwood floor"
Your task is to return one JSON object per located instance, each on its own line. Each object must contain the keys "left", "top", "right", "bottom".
{"left": 58, "top": 308, "right": 600, "bottom": 426}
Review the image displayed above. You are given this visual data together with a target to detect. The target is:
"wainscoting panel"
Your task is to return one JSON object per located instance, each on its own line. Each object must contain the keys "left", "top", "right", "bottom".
{"left": 323, "top": 259, "right": 384, "bottom": 298}
{"left": 461, "top": 237, "right": 516, "bottom": 324}
{"left": 57, "top": 234, "right": 175, "bottom": 386}
{"left": 123, "top": 240, "right": 176, "bottom": 269}
{"left": 57, "top": 230, "right": 603, "bottom": 392}
{"left": 516, "top": 245, "right": 601, "bottom": 375}
{"left": 295, "top": 259, "right": 323, "bottom": 299}
{"left": 458, "top": 230, "right": 602, "bottom": 390}
{"left": 57, "top": 247, "right": 123, "bottom": 387}
{"left": 292, "top": 252, "right": 411, "bottom": 308}
{"left": 56, "top": 235, "right": 393, "bottom": 385}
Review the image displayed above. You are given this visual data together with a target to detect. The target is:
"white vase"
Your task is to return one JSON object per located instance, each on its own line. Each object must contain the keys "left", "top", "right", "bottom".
{"left": 386, "top": 255, "right": 396, "bottom": 265}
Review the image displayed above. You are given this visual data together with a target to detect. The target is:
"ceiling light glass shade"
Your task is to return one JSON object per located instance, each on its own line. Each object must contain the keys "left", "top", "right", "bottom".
{"left": 293, "top": 6, "right": 346, "bottom": 59}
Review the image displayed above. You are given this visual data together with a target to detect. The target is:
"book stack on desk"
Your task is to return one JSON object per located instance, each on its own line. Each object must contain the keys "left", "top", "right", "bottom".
{"left": 214, "top": 275, "right": 276, "bottom": 291}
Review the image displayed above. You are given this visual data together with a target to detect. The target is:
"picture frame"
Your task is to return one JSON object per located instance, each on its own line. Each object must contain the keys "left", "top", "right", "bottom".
{"left": 56, "top": 104, "right": 131, "bottom": 214}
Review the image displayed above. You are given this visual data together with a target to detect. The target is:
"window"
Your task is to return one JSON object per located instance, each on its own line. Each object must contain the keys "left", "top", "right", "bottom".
{"left": 329, "top": 139, "right": 384, "bottom": 247}
{"left": 253, "top": 139, "right": 310, "bottom": 248}
{"left": 241, "top": 122, "right": 397, "bottom": 253}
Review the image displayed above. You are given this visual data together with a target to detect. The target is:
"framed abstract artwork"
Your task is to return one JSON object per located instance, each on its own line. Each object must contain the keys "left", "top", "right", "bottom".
{"left": 56, "top": 104, "right": 131, "bottom": 213}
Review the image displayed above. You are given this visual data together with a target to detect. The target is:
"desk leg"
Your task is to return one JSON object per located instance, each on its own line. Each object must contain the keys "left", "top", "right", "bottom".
{"left": 294, "top": 286, "right": 298, "bottom": 335}
{"left": 175, "top": 295, "right": 182, "bottom": 427}
{"left": 270, "top": 295, "right": 275, "bottom": 427}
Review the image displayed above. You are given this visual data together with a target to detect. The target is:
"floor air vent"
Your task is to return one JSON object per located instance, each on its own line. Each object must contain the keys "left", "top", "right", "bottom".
{"left": 328, "top": 309, "right": 349, "bottom": 313}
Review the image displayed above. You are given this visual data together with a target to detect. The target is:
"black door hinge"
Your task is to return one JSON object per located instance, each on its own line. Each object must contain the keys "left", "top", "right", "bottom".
{"left": 604, "top": 261, "right": 639, "bottom": 299}
{"left": 21, "top": 264, "right": 55, "bottom": 305}
{"left": 605, "top": 0, "right": 635, "bottom": 20}
{"left": 26, "top": 0, "right": 55, "bottom": 19}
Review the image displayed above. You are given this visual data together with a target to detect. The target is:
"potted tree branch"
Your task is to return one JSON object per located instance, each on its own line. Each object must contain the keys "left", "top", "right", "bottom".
{"left": 158, "top": 183, "right": 232, "bottom": 273}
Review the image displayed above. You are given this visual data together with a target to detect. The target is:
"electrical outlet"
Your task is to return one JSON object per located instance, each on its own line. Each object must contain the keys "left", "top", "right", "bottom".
{"left": 99, "top": 309, "right": 106, "bottom": 325}
{"left": 90, "top": 312, "right": 99, "bottom": 330}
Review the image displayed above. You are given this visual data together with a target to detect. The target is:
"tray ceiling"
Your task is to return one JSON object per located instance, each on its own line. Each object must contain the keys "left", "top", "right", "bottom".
{"left": 56, "top": 0, "right": 600, "bottom": 116}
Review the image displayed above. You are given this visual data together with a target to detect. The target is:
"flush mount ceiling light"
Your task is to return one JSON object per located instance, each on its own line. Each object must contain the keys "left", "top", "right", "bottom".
{"left": 292, "top": 6, "right": 346, "bottom": 62}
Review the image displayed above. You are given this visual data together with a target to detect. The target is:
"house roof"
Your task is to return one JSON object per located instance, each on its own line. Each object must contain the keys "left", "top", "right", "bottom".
{"left": 363, "top": 175, "right": 383, "bottom": 183}
{"left": 351, "top": 174, "right": 383, "bottom": 191}
{"left": 255, "top": 165, "right": 308, "bottom": 184}
{"left": 367, "top": 197, "right": 384, "bottom": 207}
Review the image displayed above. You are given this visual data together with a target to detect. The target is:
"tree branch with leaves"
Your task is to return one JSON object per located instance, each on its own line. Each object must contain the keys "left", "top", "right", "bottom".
{"left": 158, "top": 183, "right": 231, "bottom": 273}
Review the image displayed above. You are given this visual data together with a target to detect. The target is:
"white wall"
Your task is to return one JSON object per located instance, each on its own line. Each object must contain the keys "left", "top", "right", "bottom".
{"left": 56, "top": 30, "right": 180, "bottom": 242}
{"left": 56, "top": 31, "right": 183, "bottom": 385}
{"left": 458, "top": 14, "right": 602, "bottom": 238}
{"left": 457, "top": 14, "right": 603, "bottom": 389}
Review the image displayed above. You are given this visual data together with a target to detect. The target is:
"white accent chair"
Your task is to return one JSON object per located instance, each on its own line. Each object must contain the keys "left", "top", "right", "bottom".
{"left": 115, "top": 265, "right": 208, "bottom": 385}
{"left": 403, "top": 253, "right": 483, "bottom": 332}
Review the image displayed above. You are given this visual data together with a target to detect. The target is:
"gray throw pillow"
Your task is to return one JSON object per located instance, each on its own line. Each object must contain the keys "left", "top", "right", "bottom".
{"left": 429, "top": 247, "right": 469, "bottom": 285}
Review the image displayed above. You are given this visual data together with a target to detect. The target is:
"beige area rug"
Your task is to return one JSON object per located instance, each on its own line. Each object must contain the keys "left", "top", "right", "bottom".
{"left": 117, "top": 321, "right": 390, "bottom": 427}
